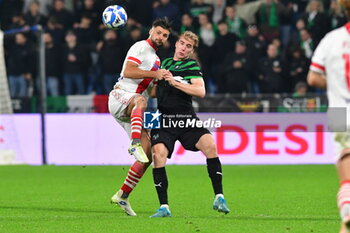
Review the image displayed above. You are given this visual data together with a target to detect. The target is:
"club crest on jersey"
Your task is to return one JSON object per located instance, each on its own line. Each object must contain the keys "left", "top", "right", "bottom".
{"left": 151, "top": 59, "right": 160, "bottom": 71}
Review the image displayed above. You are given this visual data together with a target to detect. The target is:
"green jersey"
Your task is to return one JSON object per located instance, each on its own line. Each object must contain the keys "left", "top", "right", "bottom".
{"left": 156, "top": 58, "right": 203, "bottom": 114}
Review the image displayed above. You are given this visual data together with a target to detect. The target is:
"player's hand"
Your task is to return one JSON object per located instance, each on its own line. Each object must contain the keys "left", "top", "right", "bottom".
{"left": 164, "top": 72, "right": 176, "bottom": 86}
{"left": 154, "top": 69, "right": 167, "bottom": 80}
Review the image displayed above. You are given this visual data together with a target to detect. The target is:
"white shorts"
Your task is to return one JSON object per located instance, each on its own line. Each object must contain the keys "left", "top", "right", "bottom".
{"left": 108, "top": 88, "right": 139, "bottom": 138}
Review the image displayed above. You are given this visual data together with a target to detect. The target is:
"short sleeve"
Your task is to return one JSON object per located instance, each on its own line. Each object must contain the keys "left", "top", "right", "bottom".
{"left": 183, "top": 61, "right": 203, "bottom": 79}
{"left": 126, "top": 42, "right": 146, "bottom": 65}
{"left": 310, "top": 34, "right": 331, "bottom": 74}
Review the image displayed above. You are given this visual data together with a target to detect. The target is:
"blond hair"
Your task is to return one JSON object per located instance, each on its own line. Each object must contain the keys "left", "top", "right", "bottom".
{"left": 306, "top": 0, "right": 324, "bottom": 13}
{"left": 179, "top": 31, "right": 199, "bottom": 49}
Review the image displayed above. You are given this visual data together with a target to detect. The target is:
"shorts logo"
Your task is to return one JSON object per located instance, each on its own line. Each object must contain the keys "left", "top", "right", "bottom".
{"left": 152, "top": 134, "right": 159, "bottom": 140}
{"left": 144, "top": 110, "right": 162, "bottom": 129}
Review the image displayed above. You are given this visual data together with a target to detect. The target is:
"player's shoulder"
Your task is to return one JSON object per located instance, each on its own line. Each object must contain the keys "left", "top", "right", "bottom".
{"left": 129, "top": 40, "right": 148, "bottom": 51}
{"left": 179, "top": 58, "right": 198, "bottom": 65}
{"left": 182, "top": 58, "right": 201, "bottom": 68}
{"left": 323, "top": 26, "right": 348, "bottom": 41}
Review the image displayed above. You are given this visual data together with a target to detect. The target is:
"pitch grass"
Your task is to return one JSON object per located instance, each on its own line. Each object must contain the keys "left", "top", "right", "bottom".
{"left": 0, "top": 165, "right": 340, "bottom": 233}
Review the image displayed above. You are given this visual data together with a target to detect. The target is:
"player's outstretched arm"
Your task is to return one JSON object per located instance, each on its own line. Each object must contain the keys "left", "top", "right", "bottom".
{"left": 124, "top": 61, "right": 167, "bottom": 80}
{"left": 166, "top": 74, "right": 205, "bottom": 98}
{"left": 307, "top": 70, "right": 327, "bottom": 89}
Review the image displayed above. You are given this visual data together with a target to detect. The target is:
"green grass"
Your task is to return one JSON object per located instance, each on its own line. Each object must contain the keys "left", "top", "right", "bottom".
{"left": 0, "top": 165, "right": 340, "bottom": 233}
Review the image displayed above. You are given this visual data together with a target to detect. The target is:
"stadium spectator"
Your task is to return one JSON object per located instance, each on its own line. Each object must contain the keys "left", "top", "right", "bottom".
{"left": 197, "top": 13, "right": 217, "bottom": 93}
{"left": 307, "top": 2, "right": 350, "bottom": 231}
{"left": 245, "top": 24, "right": 266, "bottom": 93}
{"left": 128, "top": 0, "right": 154, "bottom": 27}
{"left": 300, "top": 0, "right": 327, "bottom": 47}
{"left": 256, "top": 0, "right": 289, "bottom": 43}
{"left": 224, "top": 5, "right": 247, "bottom": 38}
{"left": 179, "top": 13, "right": 196, "bottom": 33}
{"left": 96, "top": 30, "right": 124, "bottom": 94}
{"left": 150, "top": 31, "right": 230, "bottom": 217}
{"left": 44, "top": 32, "right": 61, "bottom": 96}
{"left": 24, "top": 0, "right": 47, "bottom": 26}
{"left": 73, "top": 14, "right": 99, "bottom": 48}
{"left": 213, "top": 20, "right": 239, "bottom": 92}
{"left": 287, "top": 46, "right": 309, "bottom": 91}
{"left": 74, "top": 0, "right": 100, "bottom": 28}
{"left": 222, "top": 40, "right": 249, "bottom": 93}
{"left": 6, "top": 33, "right": 34, "bottom": 98}
{"left": 171, "top": 0, "right": 191, "bottom": 14}
{"left": 212, "top": 0, "right": 226, "bottom": 24}
{"left": 271, "top": 37, "right": 282, "bottom": 55}
{"left": 292, "top": 81, "right": 307, "bottom": 97}
{"left": 327, "top": 0, "right": 347, "bottom": 31}
{"left": 279, "top": 0, "right": 294, "bottom": 47}
{"left": 234, "top": 0, "right": 264, "bottom": 25}
{"left": 61, "top": 30, "right": 89, "bottom": 95}
{"left": 22, "top": 0, "right": 51, "bottom": 16}
{"left": 299, "top": 28, "right": 314, "bottom": 59}
{"left": 8, "top": 13, "right": 27, "bottom": 29}
{"left": 190, "top": 0, "right": 213, "bottom": 21}
{"left": 153, "top": 0, "right": 181, "bottom": 31}
{"left": 0, "top": 0, "right": 24, "bottom": 30}
{"left": 258, "top": 43, "right": 286, "bottom": 93}
{"left": 48, "top": 0, "right": 74, "bottom": 32}
{"left": 44, "top": 16, "right": 65, "bottom": 45}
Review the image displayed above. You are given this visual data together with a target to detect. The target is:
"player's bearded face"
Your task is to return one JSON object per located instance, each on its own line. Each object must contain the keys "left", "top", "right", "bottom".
{"left": 150, "top": 26, "right": 170, "bottom": 48}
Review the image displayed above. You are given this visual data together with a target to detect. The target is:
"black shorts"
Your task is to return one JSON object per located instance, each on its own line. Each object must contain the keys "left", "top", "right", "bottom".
{"left": 151, "top": 126, "right": 211, "bottom": 158}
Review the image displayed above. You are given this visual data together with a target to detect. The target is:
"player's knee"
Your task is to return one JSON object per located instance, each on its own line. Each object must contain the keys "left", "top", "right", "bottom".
{"left": 203, "top": 142, "right": 217, "bottom": 158}
{"left": 134, "top": 95, "right": 147, "bottom": 109}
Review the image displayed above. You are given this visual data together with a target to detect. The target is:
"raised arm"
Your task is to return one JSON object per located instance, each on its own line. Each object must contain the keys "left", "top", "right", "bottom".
{"left": 165, "top": 73, "right": 206, "bottom": 98}
{"left": 123, "top": 61, "right": 167, "bottom": 80}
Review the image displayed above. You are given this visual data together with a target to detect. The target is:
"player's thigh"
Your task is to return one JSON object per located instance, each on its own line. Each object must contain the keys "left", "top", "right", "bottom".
{"left": 125, "top": 94, "right": 147, "bottom": 116}
{"left": 179, "top": 128, "right": 212, "bottom": 153}
{"left": 151, "top": 129, "right": 176, "bottom": 159}
{"left": 195, "top": 133, "right": 217, "bottom": 159}
{"left": 108, "top": 89, "right": 136, "bottom": 120}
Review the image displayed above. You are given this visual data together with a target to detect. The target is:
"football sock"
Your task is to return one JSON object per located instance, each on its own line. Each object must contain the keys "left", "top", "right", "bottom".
{"left": 130, "top": 108, "right": 143, "bottom": 144}
{"left": 153, "top": 167, "right": 168, "bottom": 205}
{"left": 338, "top": 180, "right": 350, "bottom": 219}
{"left": 207, "top": 157, "right": 223, "bottom": 195}
{"left": 120, "top": 161, "right": 147, "bottom": 198}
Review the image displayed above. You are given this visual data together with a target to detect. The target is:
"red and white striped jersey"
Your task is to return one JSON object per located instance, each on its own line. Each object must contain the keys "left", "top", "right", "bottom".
{"left": 310, "top": 23, "right": 350, "bottom": 108}
{"left": 115, "top": 39, "right": 160, "bottom": 94}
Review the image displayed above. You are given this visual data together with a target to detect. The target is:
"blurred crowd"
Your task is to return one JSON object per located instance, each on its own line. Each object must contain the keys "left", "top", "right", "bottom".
{"left": 0, "top": 0, "right": 345, "bottom": 97}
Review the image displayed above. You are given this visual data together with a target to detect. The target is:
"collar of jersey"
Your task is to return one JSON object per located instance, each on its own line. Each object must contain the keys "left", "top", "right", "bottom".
{"left": 146, "top": 39, "right": 158, "bottom": 51}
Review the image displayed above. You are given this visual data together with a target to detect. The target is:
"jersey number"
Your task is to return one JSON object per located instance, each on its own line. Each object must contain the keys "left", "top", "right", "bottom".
{"left": 343, "top": 53, "right": 350, "bottom": 91}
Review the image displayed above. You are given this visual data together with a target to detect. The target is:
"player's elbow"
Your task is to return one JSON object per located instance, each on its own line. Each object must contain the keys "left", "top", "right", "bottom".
{"left": 197, "top": 89, "right": 206, "bottom": 98}
{"left": 307, "top": 70, "right": 324, "bottom": 88}
{"left": 307, "top": 72, "right": 316, "bottom": 87}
